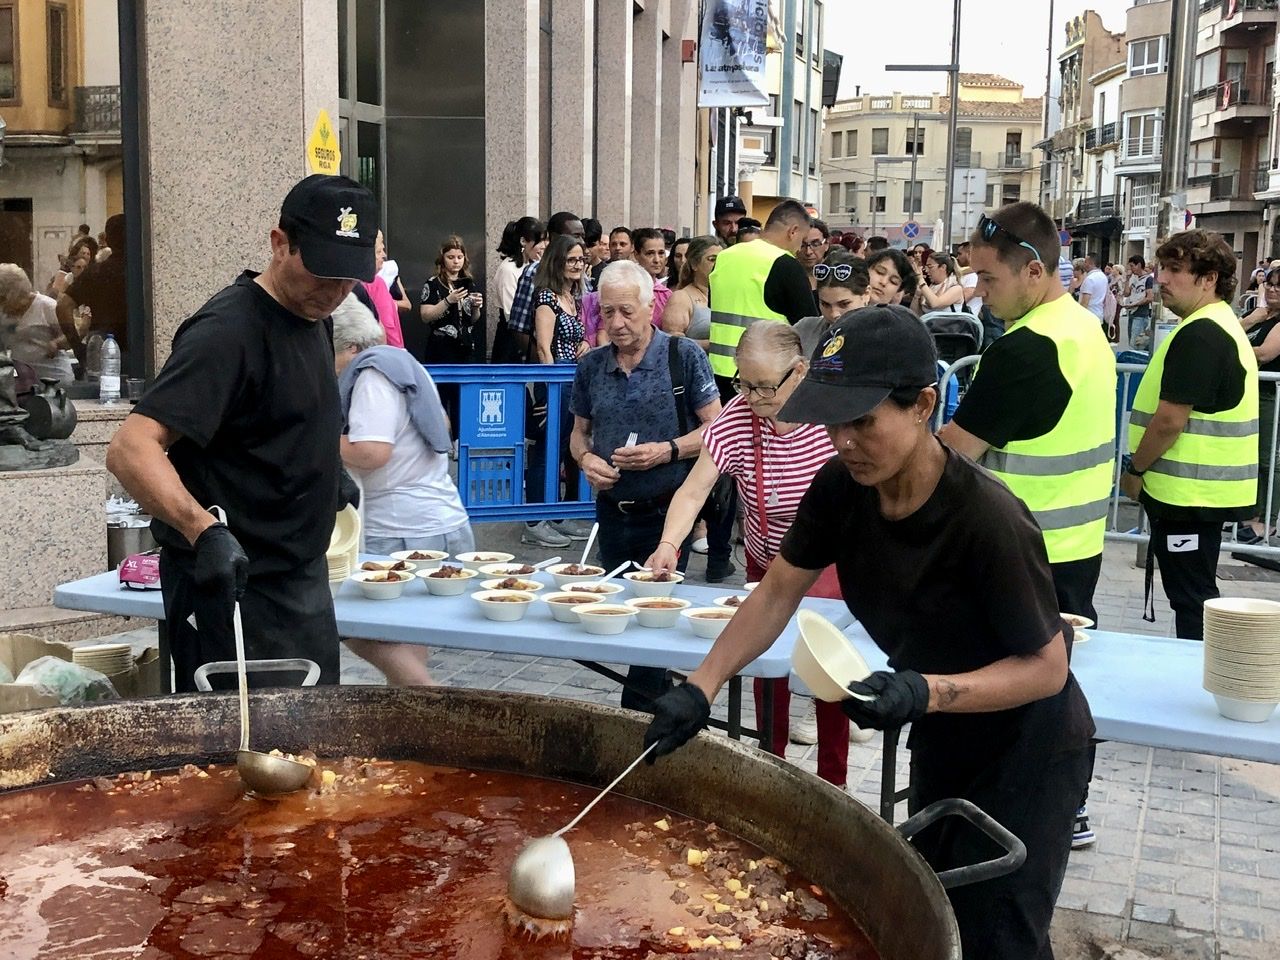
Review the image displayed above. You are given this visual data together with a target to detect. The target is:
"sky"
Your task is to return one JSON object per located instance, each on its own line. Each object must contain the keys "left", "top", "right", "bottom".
{"left": 825, "top": 0, "right": 1135, "bottom": 101}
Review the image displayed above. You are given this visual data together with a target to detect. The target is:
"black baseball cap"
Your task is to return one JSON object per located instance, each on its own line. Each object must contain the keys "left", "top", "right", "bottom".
{"left": 779, "top": 305, "right": 938, "bottom": 425}
{"left": 715, "top": 195, "right": 748, "bottom": 218}
{"left": 280, "top": 174, "right": 378, "bottom": 281}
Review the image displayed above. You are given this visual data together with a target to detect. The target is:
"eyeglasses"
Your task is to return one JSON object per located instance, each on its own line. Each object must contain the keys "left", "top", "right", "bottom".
{"left": 565, "top": 257, "right": 586, "bottom": 266}
{"left": 732, "top": 368, "right": 794, "bottom": 399}
{"left": 977, "top": 213, "right": 1045, "bottom": 265}
{"left": 800, "top": 238, "right": 829, "bottom": 251}
{"left": 812, "top": 263, "right": 855, "bottom": 282}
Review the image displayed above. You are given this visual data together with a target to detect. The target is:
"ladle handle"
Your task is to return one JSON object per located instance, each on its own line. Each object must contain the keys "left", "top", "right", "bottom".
{"left": 553, "top": 741, "right": 658, "bottom": 838}
{"left": 233, "top": 601, "right": 250, "bottom": 753}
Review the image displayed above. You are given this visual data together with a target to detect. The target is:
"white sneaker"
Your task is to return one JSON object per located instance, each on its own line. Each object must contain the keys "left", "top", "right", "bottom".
{"left": 521, "top": 521, "right": 572, "bottom": 547}
{"left": 849, "top": 723, "right": 874, "bottom": 743}
{"left": 691, "top": 537, "right": 709, "bottom": 555}
{"left": 789, "top": 715, "right": 818, "bottom": 745}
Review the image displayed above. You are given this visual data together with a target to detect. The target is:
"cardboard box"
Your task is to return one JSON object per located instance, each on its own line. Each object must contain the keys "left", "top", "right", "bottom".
{"left": 0, "top": 633, "right": 162, "bottom": 713}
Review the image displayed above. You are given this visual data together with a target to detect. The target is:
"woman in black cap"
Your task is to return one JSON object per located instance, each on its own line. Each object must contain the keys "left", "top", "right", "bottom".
{"left": 643, "top": 304, "right": 1093, "bottom": 960}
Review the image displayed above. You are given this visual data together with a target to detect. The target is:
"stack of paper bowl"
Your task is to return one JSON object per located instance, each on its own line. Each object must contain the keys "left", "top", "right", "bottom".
{"left": 1203, "top": 598, "right": 1280, "bottom": 723}
{"left": 326, "top": 506, "right": 361, "bottom": 597}
{"left": 72, "top": 643, "right": 133, "bottom": 678}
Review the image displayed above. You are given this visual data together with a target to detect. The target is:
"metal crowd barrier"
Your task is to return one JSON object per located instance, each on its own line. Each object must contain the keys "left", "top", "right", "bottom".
{"left": 935, "top": 357, "right": 1280, "bottom": 560}
{"left": 426, "top": 364, "right": 593, "bottom": 524}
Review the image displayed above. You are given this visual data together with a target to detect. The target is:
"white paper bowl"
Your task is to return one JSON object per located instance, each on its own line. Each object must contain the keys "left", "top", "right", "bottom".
{"left": 390, "top": 549, "right": 448, "bottom": 569}
{"left": 713, "top": 595, "right": 749, "bottom": 610}
{"left": 1061, "top": 613, "right": 1095, "bottom": 630}
{"left": 472, "top": 589, "right": 536, "bottom": 621}
{"left": 455, "top": 551, "right": 515, "bottom": 565}
{"left": 743, "top": 581, "right": 760, "bottom": 592}
{"left": 625, "top": 596, "right": 692, "bottom": 628}
{"left": 562, "top": 581, "right": 626, "bottom": 598}
{"left": 349, "top": 569, "right": 413, "bottom": 600}
{"left": 546, "top": 563, "right": 607, "bottom": 587}
{"left": 572, "top": 603, "right": 638, "bottom": 635}
{"left": 480, "top": 577, "right": 546, "bottom": 594}
{"left": 416, "top": 566, "right": 480, "bottom": 596}
{"left": 1213, "top": 694, "right": 1279, "bottom": 723}
{"left": 623, "top": 570, "right": 684, "bottom": 597}
{"left": 360, "top": 559, "right": 419, "bottom": 574}
{"left": 682, "top": 606, "right": 735, "bottom": 639}
{"left": 542, "top": 592, "right": 605, "bottom": 623}
{"left": 478, "top": 562, "right": 543, "bottom": 578}
{"left": 791, "top": 609, "right": 872, "bottom": 702}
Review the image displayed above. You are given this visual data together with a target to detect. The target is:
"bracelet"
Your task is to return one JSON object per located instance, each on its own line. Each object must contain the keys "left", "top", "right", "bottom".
{"left": 658, "top": 540, "right": 680, "bottom": 552}
{"left": 668, "top": 439, "right": 679, "bottom": 463}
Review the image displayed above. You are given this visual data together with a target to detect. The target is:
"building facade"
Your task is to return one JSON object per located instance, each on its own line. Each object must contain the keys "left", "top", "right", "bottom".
{"left": 0, "top": 0, "right": 122, "bottom": 286}
{"left": 1079, "top": 60, "right": 1126, "bottom": 263}
{"left": 820, "top": 74, "right": 1043, "bottom": 248}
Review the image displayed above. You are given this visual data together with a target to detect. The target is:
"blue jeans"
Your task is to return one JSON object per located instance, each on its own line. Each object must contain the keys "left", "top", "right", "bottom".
{"left": 364, "top": 526, "right": 476, "bottom": 557}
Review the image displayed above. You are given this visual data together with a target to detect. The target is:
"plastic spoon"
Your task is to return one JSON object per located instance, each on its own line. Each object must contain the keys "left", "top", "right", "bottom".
{"left": 578, "top": 522, "right": 600, "bottom": 566}
{"left": 532, "top": 556, "right": 562, "bottom": 571}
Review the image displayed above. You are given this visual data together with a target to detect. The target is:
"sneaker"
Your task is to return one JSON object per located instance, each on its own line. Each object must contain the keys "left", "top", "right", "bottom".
{"left": 849, "top": 723, "right": 875, "bottom": 744}
{"left": 691, "top": 537, "right": 709, "bottom": 555}
{"left": 521, "top": 521, "right": 572, "bottom": 548}
{"left": 706, "top": 559, "right": 736, "bottom": 583}
{"left": 550, "top": 519, "right": 593, "bottom": 541}
{"left": 1072, "top": 805, "right": 1096, "bottom": 849}
{"left": 789, "top": 715, "right": 818, "bottom": 745}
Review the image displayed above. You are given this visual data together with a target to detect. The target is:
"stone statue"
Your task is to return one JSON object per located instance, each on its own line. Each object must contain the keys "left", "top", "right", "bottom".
{"left": 0, "top": 351, "right": 78, "bottom": 471}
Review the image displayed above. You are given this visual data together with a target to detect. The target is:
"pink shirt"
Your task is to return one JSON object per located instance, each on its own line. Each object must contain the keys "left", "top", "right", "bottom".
{"left": 581, "top": 282, "right": 672, "bottom": 344}
{"left": 364, "top": 277, "right": 405, "bottom": 349}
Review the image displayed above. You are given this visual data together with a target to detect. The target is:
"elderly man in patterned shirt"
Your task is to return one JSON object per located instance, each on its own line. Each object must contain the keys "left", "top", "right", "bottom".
{"left": 570, "top": 259, "right": 721, "bottom": 711}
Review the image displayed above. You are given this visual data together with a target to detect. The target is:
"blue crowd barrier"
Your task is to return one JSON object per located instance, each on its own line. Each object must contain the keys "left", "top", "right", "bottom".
{"left": 426, "top": 364, "right": 593, "bottom": 524}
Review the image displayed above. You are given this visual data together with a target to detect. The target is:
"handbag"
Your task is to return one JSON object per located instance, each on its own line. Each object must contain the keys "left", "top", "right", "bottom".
{"left": 751, "top": 414, "right": 842, "bottom": 600}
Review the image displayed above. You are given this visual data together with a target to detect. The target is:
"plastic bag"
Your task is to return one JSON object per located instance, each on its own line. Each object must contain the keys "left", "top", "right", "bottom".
{"left": 13, "top": 656, "right": 119, "bottom": 704}
{"left": 0, "top": 662, "right": 12, "bottom": 684}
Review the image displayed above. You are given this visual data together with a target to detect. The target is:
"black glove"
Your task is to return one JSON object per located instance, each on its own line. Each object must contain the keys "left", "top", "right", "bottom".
{"left": 339, "top": 467, "right": 361, "bottom": 510}
{"left": 643, "top": 683, "right": 712, "bottom": 762}
{"left": 192, "top": 523, "right": 249, "bottom": 609}
{"left": 841, "top": 670, "right": 930, "bottom": 731}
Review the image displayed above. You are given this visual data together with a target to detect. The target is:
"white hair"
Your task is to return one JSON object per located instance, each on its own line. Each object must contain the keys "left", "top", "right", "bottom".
{"left": 598, "top": 259, "right": 655, "bottom": 307}
{"left": 332, "top": 293, "right": 386, "bottom": 352}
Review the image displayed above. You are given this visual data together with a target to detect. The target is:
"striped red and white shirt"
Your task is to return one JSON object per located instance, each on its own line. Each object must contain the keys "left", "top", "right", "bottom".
{"left": 702, "top": 394, "right": 835, "bottom": 566}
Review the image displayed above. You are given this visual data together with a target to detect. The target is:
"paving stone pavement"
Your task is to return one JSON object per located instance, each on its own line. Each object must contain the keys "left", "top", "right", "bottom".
{"left": 102, "top": 530, "right": 1280, "bottom": 958}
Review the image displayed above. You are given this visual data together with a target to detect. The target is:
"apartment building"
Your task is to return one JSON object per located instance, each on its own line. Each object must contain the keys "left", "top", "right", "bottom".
{"left": 821, "top": 74, "right": 1043, "bottom": 248}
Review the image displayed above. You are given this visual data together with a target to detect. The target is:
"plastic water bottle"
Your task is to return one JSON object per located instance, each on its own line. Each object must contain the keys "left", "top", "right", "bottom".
{"left": 85, "top": 332, "right": 103, "bottom": 383}
{"left": 99, "top": 334, "right": 121, "bottom": 404}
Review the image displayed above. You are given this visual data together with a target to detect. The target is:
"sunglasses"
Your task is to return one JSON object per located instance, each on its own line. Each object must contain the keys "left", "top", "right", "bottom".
{"left": 732, "top": 367, "right": 794, "bottom": 400}
{"left": 977, "top": 213, "right": 1044, "bottom": 265}
{"left": 813, "top": 263, "right": 855, "bottom": 282}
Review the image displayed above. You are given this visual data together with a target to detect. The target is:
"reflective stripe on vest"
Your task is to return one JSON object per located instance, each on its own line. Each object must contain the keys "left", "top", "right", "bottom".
{"left": 1128, "top": 300, "right": 1259, "bottom": 510}
{"left": 976, "top": 295, "right": 1117, "bottom": 563}
{"left": 707, "top": 241, "right": 789, "bottom": 378}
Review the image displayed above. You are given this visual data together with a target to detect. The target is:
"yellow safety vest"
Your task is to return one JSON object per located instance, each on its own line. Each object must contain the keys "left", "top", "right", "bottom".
{"left": 1129, "top": 300, "right": 1258, "bottom": 508}
{"left": 707, "top": 239, "right": 789, "bottom": 378}
{"left": 977, "top": 296, "right": 1117, "bottom": 564}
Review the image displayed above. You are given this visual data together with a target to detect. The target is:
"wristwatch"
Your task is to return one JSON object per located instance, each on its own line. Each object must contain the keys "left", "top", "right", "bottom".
{"left": 668, "top": 440, "right": 679, "bottom": 463}
{"left": 1123, "top": 455, "right": 1145, "bottom": 477}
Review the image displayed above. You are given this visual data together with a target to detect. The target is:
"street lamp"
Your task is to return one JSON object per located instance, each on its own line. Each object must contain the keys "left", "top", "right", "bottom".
{"left": 886, "top": 0, "right": 962, "bottom": 246}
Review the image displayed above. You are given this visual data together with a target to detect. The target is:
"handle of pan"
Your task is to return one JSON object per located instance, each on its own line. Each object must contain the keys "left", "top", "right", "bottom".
{"left": 194, "top": 658, "right": 322, "bottom": 692}
{"left": 895, "top": 797, "right": 1027, "bottom": 889}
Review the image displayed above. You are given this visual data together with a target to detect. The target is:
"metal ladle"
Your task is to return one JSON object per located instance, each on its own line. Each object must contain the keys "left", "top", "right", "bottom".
{"left": 232, "top": 602, "right": 314, "bottom": 794}
{"left": 507, "top": 741, "right": 658, "bottom": 921}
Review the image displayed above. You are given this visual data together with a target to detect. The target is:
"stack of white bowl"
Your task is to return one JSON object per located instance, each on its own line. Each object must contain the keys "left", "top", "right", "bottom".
{"left": 1203, "top": 597, "right": 1280, "bottom": 723}
{"left": 326, "top": 505, "right": 360, "bottom": 597}
{"left": 72, "top": 643, "right": 133, "bottom": 678}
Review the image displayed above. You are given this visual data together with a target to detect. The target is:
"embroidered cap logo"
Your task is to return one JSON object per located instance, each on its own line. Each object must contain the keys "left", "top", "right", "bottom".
{"left": 336, "top": 207, "right": 360, "bottom": 239}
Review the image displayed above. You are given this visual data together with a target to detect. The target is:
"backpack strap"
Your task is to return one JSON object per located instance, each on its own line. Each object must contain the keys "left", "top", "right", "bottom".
{"left": 668, "top": 337, "right": 690, "bottom": 437}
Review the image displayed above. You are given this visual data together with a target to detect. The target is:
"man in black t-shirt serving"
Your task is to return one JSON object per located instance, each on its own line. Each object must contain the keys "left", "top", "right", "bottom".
{"left": 106, "top": 175, "right": 377, "bottom": 691}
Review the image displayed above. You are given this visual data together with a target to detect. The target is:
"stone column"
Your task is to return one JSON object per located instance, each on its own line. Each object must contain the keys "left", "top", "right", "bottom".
{"left": 140, "top": 0, "right": 339, "bottom": 367}
{"left": 595, "top": 0, "right": 634, "bottom": 228}
{"left": 738, "top": 163, "right": 761, "bottom": 213}
{"left": 660, "top": 0, "right": 698, "bottom": 234}
{"left": 629, "top": 3, "right": 663, "bottom": 228}
{"left": 550, "top": 0, "right": 594, "bottom": 216}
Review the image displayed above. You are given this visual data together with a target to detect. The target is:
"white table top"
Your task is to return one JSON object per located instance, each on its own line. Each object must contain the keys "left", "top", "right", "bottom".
{"left": 54, "top": 570, "right": 1280, "bottom": 764}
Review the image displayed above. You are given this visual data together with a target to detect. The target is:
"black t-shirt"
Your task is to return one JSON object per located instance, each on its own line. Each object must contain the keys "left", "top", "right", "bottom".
{"left": 1248, "top": 316, "right": 1280, "bottom": 376}
{"left": 1142, "top": 317, "right": 1249, "bottom": 522}
{"left": 135, "top": 272, "right": 342, "bottom": 574}
{"left": 66, "top": 255, "right": 128, "bottom": 350}
{"left": 950, "top": 325, "right": 1071, "bottom": 446}
{"left": 420, "top": 276, "right": 478, "bottom": 364}
{"left": 763, "top": 255, "right": 817, "bottom": 325}
{"left": 780, "top": 446, "right": 1094, "bottom": 768}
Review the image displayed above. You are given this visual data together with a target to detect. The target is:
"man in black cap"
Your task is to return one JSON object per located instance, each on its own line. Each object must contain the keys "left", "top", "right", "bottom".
{"left": 712, "top": 195, "right": 748, "bottom": 247}
{"left": 642, "top": 304, "right": 1093, "bottom": 960}
{"left": 106, "top": 174, "right": 378, "bottom": 691}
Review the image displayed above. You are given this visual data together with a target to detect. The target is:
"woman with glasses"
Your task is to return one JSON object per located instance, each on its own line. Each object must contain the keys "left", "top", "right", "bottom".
{"left": 532, "top": 234, "right": 589, "bottom": 365}
{"left": 795, "top": 254, "right": 870, "bottom": 358}
{"left": 1239, "top": 265, "right": 1280, "bottom": 543}
{"left": 643, "top": 321, "right": 855, "bottom": 787}
{"left": 914, "top": 251, "right": 965, "bottom": 315}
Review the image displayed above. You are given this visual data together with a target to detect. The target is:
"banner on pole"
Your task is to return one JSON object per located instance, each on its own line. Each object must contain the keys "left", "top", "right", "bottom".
{"left": 697, "top": 1, "right": 770, "bottom": 108}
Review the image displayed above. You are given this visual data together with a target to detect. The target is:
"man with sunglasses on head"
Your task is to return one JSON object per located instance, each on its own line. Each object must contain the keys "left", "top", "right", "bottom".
{"left": 938, "top": 202, "right": 1115, "bottom": 849}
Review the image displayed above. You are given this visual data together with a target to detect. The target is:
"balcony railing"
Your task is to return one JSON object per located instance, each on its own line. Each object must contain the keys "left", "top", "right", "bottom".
{"left": 1204, "top": 170, "right": 1268, "bottom": 201}
{"left": 997, "top": 151, "right": 1032, "bottom": 169}
{"left": 72, "top": 85, "right": 120, "bottom": 134}
{"left": 1210, "top": 173, "right": 1239, "bottom": 200}
{"left": 1085, "top": 122, "right": 1118, "bottom": 150}
{"left": 1217, "top": 74, "right": 1270, "bottom": 110}
{"left": 954, "top": 150, "right": 982, "bottom": 169}
{"left": 1257, "top": 168, "right": 1272, "bottom": 193}
{"left": 1072, "top": 195, "right": 1119, "bottom": 221}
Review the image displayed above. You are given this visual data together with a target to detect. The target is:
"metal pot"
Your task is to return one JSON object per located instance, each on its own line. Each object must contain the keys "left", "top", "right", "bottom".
{"left": 0, "top": 688, "right": 1003, "bottom": 960}
{"left": 19, "top": 377, "right": 77, "bottom": 440}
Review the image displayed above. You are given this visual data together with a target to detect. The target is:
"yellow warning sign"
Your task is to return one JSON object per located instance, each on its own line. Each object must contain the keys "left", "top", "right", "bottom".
{"left": 306, "top": 109, "right": 341, "bottom": 175}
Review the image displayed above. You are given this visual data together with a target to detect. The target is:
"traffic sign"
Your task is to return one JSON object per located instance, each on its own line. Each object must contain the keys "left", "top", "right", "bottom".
{"left": 902, "top": 221, "right": 920, "bottom": 240}
{"left": 306, "top": 109, "right": 341, "bottom": 176}
{"left": 1058, "top": 230, "right": 1071, "bottom": 246}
